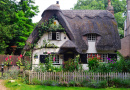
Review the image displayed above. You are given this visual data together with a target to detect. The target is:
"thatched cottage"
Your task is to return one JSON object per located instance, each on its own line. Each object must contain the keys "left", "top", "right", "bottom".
{"left": 24, "top": 0, "right": 121, "bottom": 70}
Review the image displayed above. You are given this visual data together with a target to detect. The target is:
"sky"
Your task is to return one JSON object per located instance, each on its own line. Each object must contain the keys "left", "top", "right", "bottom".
{"left": 32, "top": 0, "right": 78, "bottom": 23}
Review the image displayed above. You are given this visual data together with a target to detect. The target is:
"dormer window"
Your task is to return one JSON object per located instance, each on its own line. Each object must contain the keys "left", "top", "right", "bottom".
{"left": 48, "top": 32, "right": 61, "bottom": 40}
{"left": 87, "top": 34, "right": 97, "bottom": 42}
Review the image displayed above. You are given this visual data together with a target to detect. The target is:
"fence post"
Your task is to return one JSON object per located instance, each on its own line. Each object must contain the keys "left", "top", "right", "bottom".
{"left": 1, "top": 63, "right": 4, "bottom": 76}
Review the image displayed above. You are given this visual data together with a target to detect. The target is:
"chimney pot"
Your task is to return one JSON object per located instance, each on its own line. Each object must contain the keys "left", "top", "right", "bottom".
{"left": 56, "top": 1, "right": 59, "bottom": 4}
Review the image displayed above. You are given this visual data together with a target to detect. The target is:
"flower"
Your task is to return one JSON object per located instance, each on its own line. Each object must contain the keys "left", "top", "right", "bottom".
{"left": 5, "top": 57, "right": 8, "bottom": 61}
{"left": 47, "top": 51, "right": 51, "bottom": 54}
{"left": 49, "top": 69, "right": 51, "bottom": 71}
{"left": 11, "top": 62, "right": 12, "bottom": 64}
{"left": 19, "top": 54, "right": 23, "bottom": 58}
{"left": 53, "top": 57, "right": 55, "bottom": 62}
{"left": 9, "top": 56, "right": 12, "bottom": 59}
{"left": 107, "top": 57, "right": 111, "bottom": 60}
{"left": 18, "top": 57, "right": 21, "bottom": 60}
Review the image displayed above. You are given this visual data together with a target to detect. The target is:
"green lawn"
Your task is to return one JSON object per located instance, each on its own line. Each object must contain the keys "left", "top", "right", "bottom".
{"left": 4, "top": 80, "right": 130, "bottom": 90}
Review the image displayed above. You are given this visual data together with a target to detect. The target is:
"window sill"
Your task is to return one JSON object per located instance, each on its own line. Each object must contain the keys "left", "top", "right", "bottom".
{"left": 52, "top": 63, "right": 61, "bottom": 65}
{"left": 48, "top": 39, "right": 61, "bottom": 41}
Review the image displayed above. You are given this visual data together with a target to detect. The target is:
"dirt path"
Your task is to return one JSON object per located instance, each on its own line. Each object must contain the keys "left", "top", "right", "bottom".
{"left": 0, "top": 80, "right": 9, "bottom": 90}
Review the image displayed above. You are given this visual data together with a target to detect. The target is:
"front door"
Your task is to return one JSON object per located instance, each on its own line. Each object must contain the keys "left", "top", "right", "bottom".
{"left": 64, "top": 54, "right": 74, "bottom": 61}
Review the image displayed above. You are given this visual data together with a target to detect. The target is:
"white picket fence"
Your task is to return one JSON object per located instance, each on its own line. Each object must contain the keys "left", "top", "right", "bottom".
{"left": 24, "top": 71, "right": 130, "bottom": 84}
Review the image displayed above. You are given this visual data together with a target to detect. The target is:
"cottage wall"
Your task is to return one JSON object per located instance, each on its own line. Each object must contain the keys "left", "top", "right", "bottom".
{"left": 32, "top": 32, "right": 69, "bottom": 69}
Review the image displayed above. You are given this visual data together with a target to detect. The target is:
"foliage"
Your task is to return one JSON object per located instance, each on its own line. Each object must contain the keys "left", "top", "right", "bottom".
{"left": 73, "top": 0, "right": 126, "bottom": 39}
{"left": 43, "top": 80, "right": 59, "bottom": 86}
{"left": 95, "top": 52, "right": 130, "bottom": 73}
{"left": 33, "top": 63, "right": 46, "bottom": 72}
{"left": 33, "top": 54, "right": 63, "bottom": 72}
{"left": 4, "top": 56, "right": 12, "bottom": 66}
{"left": 0, "top": 0, "right": 39, "bottom": 54}
{"left": 63, "top": 55, "right": 80, "bottom": 72}
{"left": 31, "top": 17, "right": 65, "bottom": 48}
{"left": 5, "top": 79, "right": 130, "bottom": 89}
{"left": 31, "top": 78, "right": 41, "bottom": 85}
{"left": 24, "top": 60, "right": 31, "bottom": 70}
{"left": 36, "top": 40, "right": 58, "bottom": 49}
{"left": 2, "top": 66, "right": 20, "bottom": 79}
{"left": 16, "top": 54, "right": 23, "bottom": 67}
{"left": 88, "top": 56, "right": 101, "bottom": 71}
{"left": 86, "top": 80, "right": 108, "bottom": 88}
{"left": 108, "top": 78, "right": 130, "bottom": 88}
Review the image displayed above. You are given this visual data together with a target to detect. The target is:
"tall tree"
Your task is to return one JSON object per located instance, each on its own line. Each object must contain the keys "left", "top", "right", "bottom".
{"left": 73, "top": 0, "right": 126, "bottom": 38}
{"left": 0, "top": 0, "right": 39, "bottom": 54}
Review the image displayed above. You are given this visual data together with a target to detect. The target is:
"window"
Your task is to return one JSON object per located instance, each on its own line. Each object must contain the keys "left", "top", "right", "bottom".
{"left": 87, "top": 53, "right": 108, "bottom": 62}
{"left": 87, "top": 34, "right": 97, "bottom": 41}
{"left": 48, "top": 32, "right": 61, "bottom": 40}
{"left": 101, "top": 54, "right": 108, "bottom": 62}
{"left": 80, "top": 54, "right": 87, "bottom": 64}
{"left": 52, "top": 55, "right": 59, "bottom": 63}
{"left": 40, "top": 54, "right": 59, "bottom": 64}
{"left": 40, "top": 55, "right": 48, "bottom": 63}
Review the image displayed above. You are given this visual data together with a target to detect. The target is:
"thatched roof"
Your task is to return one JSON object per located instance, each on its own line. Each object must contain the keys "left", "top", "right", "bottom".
{"left": 24, "top": 4, "right": 121, "bottom": 53}
{"left": 60, "top": 40, "right": 77, "bottom": 48}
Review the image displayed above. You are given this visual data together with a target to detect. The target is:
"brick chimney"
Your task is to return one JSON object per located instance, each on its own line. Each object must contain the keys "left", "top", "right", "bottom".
{"left": 106, "top": 0, "right": 114, "bottom": 15}
{"left": 127, "top": 0, "right": 130, "bottom": 10}
{"left": 126, "top": 0, "right": 130, "bottom": 36}
{"left": 56, "top": 1, "right": 60, "bottom": 8}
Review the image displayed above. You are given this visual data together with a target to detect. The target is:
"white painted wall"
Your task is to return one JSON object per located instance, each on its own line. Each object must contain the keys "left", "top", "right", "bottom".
{"left": 32, "top": 33, "right": 116, "bottom": 70}
{"left": 32, "top": 32, "right": 69, "bottom": 69}
{"left": 87, "top": 42, "right": 97, "bottom": 53}
{"left": 37, "top": 32, "right": 69, "bottom": 48}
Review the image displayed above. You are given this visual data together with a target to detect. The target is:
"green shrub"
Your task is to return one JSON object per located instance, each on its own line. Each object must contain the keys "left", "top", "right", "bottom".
{"left": 33, "top": 63, "right": 46, "bottom": 72}
{"left": 31, "top": 78, "right": 41, "bottom": 85}
{"left": 59, "top": 81, "right": 69, "bottom": 87}
{"left": 63, "top": 55, "right": 80, "bottom": 72}
{"left": 97, "top": 63, "right": 111, "bottom": 72}
{"left": 43, "top": 80, "right": 59, "bottom": 86}
{"left": 2, "top": 66, "right": 20, "bottom": 79}
{"left": 87, "top": 80, "right": 107, "bottom": 88}
{"left": 24, "top": 60, "right": 31, "bottom": 70}
{"left": 88, "top": 57, "right": 99, "bottom": 71}
{"left": 81, "top": 78, "right": 91, "bottom": 87}
{"left": 108, "top": 78, "right": 130, "bottom": 88}
{"left": 68, "top": 80, "right": 81, "bottom": 87}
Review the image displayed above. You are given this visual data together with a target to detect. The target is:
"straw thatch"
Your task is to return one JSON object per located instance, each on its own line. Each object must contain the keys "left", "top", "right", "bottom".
{"left": 24, "top": 4, "right": 121, "bottom": 53}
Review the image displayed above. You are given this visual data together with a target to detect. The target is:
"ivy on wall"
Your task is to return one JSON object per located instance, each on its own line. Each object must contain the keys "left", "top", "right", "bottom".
{"left": 27, "top": 17, "right": 65, "bottom": 50}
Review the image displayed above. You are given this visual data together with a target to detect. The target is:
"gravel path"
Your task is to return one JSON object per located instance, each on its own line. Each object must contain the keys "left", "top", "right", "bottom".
{"left": 0, "top": 80, "right": 9, "bottom": 90}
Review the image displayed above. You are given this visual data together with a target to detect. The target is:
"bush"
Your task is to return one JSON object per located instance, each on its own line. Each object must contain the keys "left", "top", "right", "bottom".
{"left": 63, "top": 55, "right": 80, "bottom": 72}
{"left": 87, "top": 80, "right": 107, "bottom": 88}
{"left": 59, "top": 81, "right": 69, "bottom": 87}
{"left": 97, "top": 63, "right": 111, "bottom": 72}
{"left": 2, "top": 66, "right": 20, "bottom": 79}
{"left": 88, "top": 57, "right": 99, "bottom": 71}
{"left": 43, "top": 80, "right": 59, "bottom": 86}
{"left": 108, "top": 78, "right": 130, "bottom": 88}
{"left": 68, "top": 80, "right": 81, "bottom": 87}
{"left": 33, "top": 63, "right": 46, "bottom": 72}
{"left": 24, "top": 60, "right": 31, "bottom": 70}
{"left": 81, "top": 78, "right": 91, "bottom": 87}
{"left": 31, "top": 78, "right": 41, "bottom": 85}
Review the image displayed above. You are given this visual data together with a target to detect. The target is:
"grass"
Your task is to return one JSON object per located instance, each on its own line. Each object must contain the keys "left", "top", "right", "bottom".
{"left": 4, "top": 80, "right": 130, "bottom": 90}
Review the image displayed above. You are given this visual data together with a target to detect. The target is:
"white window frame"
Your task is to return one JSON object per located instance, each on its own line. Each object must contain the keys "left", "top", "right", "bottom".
{"left": 48, "top": 32, "right": 61, "bottom": 40}
{"left": 49, "top": 55, "right": 59, "bottom": 64}
{"left": 48, "top": 32, "right": 52, "bottom": 40}
{"left": 87, "top": 34, "right": 97, "bottom": 42}
{"left": 87, "top": 53, "right": 108, "bottom": 62}
{"left": 56, "top": 32, "right": 61, "bottom": 40}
